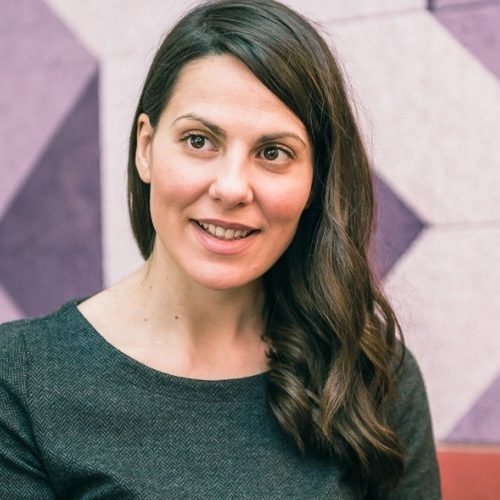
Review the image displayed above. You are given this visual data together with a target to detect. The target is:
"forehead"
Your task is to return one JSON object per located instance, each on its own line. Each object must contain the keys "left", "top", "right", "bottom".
{"left": 161, "top": 54, "right": 308, "bottom": 137}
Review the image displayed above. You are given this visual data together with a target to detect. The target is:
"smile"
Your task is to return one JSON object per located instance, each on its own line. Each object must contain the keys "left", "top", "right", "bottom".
{"left": 195, "top": 221, "right": 254, "bottom": 240}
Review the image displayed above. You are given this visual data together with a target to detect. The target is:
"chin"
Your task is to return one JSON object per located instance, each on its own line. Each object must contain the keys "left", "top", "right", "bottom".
{"left": 190, "top": 270, "right": 260, "bottom": 292}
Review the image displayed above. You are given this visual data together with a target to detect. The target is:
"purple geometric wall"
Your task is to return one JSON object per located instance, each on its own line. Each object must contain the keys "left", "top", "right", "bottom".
{"left": 0, "top": 1, "right": 428, "bottom": 319}
{"left": 429, "top": 0, "right": 500, "bottom": 451}
{"left": 0, "top": 0, "right": 102, "bottom": 321}
{"left": 371, "top": 175, "right": 426, "bottom": 280}
{"left": 431, "top": 0, "right": 500, "bottom": 79}
{"left": 446, "top": 372, "right": 500, "bottom": 444}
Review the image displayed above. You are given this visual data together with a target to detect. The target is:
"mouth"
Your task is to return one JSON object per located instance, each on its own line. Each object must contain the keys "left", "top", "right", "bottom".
{"left": 193, "top": 220, "right": 257, "bottom": 241}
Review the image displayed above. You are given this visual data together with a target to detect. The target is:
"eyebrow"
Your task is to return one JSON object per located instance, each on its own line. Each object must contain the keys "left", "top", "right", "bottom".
{"left": 171, "top": 113, "right": 308, "bottom": 148}
{"left": 172, "top": 113, "right": 226, "bottom": 138}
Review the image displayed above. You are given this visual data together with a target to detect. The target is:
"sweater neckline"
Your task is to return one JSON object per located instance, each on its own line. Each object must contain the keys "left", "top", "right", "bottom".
{"left": 60, "top": 297, "right": 269, "bottom": 403}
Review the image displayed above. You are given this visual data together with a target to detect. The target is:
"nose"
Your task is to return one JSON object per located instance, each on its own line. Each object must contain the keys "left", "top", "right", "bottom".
{"left": 208, "top": 153, "right": 254, "bottom": 208}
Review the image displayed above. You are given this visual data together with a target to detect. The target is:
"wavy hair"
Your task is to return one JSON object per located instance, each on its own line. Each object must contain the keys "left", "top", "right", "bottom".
{"left": 127, "top": 0, "right": 405, "bottom": 494}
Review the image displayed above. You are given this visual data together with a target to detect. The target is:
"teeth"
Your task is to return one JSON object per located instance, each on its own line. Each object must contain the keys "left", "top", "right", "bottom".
{"left": 198, "top": 222, "right": 252, "bottom": 240}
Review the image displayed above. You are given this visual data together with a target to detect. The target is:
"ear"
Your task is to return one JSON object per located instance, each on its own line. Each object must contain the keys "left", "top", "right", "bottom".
{"left": 135, "top": 113, "right": 154, "bottom": 183}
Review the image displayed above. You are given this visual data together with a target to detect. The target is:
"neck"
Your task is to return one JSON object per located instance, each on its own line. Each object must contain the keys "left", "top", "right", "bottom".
{"left": 147, "top": 258, "right": 264, "bottom": 342}
{"left": 115, "top": 248, "right": 266, "bottom": 364}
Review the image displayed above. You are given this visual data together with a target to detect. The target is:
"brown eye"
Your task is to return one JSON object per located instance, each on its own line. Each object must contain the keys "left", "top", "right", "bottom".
{"left": 262, "top": 147, "right": 279, "bottom": 161}
{"left": 189, "top": 135, "right": 206, "bottom": 149}
{"left": 259, "top": 145, "right": 292, "bottom": 163}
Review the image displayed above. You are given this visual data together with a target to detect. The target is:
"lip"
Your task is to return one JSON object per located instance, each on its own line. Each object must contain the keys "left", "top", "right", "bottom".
{"left": 190, "top": 220, "right": 258, "bottom": 255}
{"left": 193, "top": 218, "right": 258, "bottom": 231}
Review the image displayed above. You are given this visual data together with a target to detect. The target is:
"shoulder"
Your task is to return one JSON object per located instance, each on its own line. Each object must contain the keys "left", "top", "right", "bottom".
{"left": 389, "top": 343, "right": 432, "bottom": 424}
{"left": 0, "top": 298, "right": 101, "bottom": 420}
{"left": 0, "top": 300, "right": 79, "bottom": 349}
{"left": 0, "top": 300, "right": 88, "bottom": 382}
{"left": 387, "top": 343, "right": 433, "bottom": 439}
{"left": 0, "top": 313, "right": 53, "bottom": 347}
{"left": 393, "top": 345, "right": 427, "bottom": 401}
{"left": 386, "top": 343, "right": 441, "bottom": 499}
{"left": 0, "top": 314, "right": 53, "bottom": 376}
{"left": 379, "top": 342, "right": 434, "bottom": 448}
{"left": 0, "top": 319, "right": 32, "bottom": 397}
{"left": 0, "top": 307, "right": 83, "bottom": 496}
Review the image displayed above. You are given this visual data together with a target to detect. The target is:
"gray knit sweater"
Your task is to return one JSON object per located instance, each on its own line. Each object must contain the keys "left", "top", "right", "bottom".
{"left": 0, "top": 299, "right": 440, "bottom": 499}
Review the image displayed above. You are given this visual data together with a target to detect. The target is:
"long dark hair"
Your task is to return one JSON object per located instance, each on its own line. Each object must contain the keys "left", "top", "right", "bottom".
{"left": 127, "top": 0, "right": 405, "bottom": 494}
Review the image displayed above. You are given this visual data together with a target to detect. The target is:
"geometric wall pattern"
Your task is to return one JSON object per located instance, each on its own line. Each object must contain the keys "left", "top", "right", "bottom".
{"left": 430, "top": 0, "right": 500, "bottom": 453}
{"left": 2, "top": 0, "right": 499, "bottom": 496}
{"left": 0, "top": 0, "right": 102, "bottom": 321}
{"left": 432, "top": 1, "right": 500, "bottom": 88}
{"left": 446, "top": 372, "right": 500, "bottom": 444}
{"left": 324, "top": 0, "right": 500, "bottom": 462}
{"left": 371, "top": 175, "right": 426, "bottom": 280}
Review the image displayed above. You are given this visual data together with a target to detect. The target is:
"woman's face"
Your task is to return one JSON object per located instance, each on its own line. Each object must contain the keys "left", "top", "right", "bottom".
{"left": 136, "top": 55, "right": 313, "bottom": 291}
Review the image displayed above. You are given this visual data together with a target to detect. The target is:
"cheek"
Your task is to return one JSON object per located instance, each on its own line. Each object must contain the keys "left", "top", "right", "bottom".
{"left": 149, "top": 161, "right": 208, "bottom": 210}
{"left": 261, "top": 177, "right": 312, "bottom": 228}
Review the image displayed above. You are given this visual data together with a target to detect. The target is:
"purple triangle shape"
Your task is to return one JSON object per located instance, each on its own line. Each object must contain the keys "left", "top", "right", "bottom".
{"left": 0, "top": 0, "right": 96, "bottom": 220}
{"left": 370, "top": 175, "right": 426, "bottom": 279}
{"left": 430, "top": 1, "right": 489, "bottom": 8}
{"left": 431, "top": 2, "right": 500, "bottom": 80}
{"left": 0, "top": 70, "right": 102, "bottom": 317}
{"left": 446, "top": 371, "right": 500, "bottom": 444}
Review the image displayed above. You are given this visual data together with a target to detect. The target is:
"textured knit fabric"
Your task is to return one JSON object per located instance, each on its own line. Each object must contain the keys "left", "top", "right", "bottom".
{"left": 0, "top": 299, "right": 441, "bottom": 499}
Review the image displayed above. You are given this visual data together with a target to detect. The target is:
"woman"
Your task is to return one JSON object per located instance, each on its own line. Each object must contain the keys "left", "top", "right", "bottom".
{"left": 0, "top": 0, "right": 440, "bottom": 498}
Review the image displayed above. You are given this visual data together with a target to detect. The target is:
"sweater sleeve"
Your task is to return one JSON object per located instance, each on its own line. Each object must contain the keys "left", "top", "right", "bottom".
{"left": 384, "top": 347, "right": 442, "bottom": 500}
{"left": 0, "top": 321, "right": 56, "bottom": 499}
